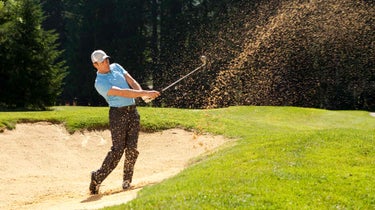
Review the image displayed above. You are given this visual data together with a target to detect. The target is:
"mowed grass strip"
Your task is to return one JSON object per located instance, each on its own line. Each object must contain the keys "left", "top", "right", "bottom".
{"left": 1, "top": 106, "right": 374, "bottom": 209}
{"left": 105, "top": 106, "right": 375, "bottom": 209}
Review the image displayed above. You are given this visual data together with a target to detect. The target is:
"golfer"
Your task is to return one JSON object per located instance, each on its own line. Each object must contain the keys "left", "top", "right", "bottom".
{"left": 89, "top": 50, "right": 160, "bottom": 194}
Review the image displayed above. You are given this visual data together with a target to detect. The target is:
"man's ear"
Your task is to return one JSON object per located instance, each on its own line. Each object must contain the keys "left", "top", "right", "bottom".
{"left": 93, "top": 62, "right": 98, "bottom": 68}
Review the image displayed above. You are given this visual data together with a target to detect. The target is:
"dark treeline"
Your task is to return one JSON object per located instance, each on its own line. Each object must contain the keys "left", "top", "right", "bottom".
{"left": 41, "top": 0, "right": 220, "bottom": 107}
{"left": 1, "top": 0, "right": 374, "bottom": 110}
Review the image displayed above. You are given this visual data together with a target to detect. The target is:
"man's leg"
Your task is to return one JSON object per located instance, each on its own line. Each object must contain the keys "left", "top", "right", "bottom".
{"left": 122, "top": 148, "right": 139, "bottom": 189}
{"left": 123, "top": 109, "right": 140, "bottom": 189}
{"left": 90, "top": 108, "right": 127, "bottom": 194}
{"left": 93, "top": 145, "right": 126, "bottom": 183}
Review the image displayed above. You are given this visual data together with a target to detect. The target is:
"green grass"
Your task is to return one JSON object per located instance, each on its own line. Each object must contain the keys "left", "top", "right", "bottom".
{"left": 1, "top": 106, "right": 374, "bottom": 209}
{"left": 0, "top": 106, "right": 110, "bottom": 133}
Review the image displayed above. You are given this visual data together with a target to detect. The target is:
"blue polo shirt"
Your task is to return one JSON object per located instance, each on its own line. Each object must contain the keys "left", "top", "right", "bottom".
{"left": 95, "top": 63, "right": 135, "bottom": 107}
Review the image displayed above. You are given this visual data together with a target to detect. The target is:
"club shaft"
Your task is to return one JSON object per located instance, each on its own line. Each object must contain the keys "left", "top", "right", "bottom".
{"left": 161, "top": 63, "right": 206, "bottom": 92}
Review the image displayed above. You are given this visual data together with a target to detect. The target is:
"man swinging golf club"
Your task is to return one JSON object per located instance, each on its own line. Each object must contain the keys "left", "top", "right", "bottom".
{"left": 89, "top": 50, "right": 160, "bottom": 194}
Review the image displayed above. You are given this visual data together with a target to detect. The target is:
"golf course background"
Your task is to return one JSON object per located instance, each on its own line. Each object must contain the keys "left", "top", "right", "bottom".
{"left": 1, "top": 106, "right": 374, "bottom": 209}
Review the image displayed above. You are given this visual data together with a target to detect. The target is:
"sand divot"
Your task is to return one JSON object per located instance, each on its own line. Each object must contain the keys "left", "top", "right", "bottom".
{"left": 0, "top": 122, "right": 231, "bottom": 210}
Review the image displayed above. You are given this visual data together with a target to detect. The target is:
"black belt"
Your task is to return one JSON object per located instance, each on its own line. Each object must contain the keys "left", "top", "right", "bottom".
{"left": 111, "top": 105, "right": 136, "bottom": 111}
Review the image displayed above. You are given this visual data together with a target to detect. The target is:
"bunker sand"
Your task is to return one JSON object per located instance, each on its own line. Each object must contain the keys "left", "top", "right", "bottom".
{"left": 0, "top": 122, "right": 230, "bottom": 210}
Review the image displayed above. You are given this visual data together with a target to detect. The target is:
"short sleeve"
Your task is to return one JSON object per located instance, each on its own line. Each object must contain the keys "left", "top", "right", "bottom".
{"left": 95, "top": 78, "right": 112, "bottom": 98}
{"left": 114, "top": 63, "right": 127, "bottom": 75}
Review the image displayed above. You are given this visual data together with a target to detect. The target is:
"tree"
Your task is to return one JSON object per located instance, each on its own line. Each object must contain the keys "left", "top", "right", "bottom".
{"left": 0, "top": 0, "right": 11, "bottom": 109}
{"left": 0, "top": 0, "right": 67, "bottom": 110}
{"left": 40, "top": 0, "right": 66, "bottom": 51}
{"left": 60, "top": 0, "right": 150, "bottom": 106}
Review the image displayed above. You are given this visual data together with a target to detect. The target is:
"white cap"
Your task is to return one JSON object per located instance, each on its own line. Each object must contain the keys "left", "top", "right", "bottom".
{"left": 91, "top": 50, "right": 110, "bottom": 63}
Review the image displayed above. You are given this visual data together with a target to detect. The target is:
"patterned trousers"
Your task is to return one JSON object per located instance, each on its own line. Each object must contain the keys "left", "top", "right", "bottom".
{"left": 93, "top": 106, "right": 140, "bottom": 184}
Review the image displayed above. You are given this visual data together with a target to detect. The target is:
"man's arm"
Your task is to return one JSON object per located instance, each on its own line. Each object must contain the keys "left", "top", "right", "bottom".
{"left": 107, "top": 87, "right": 159, "bottom": 99}
{"left": 107, "top": 73, "right": 160, "bottom": 99}
{"left": 125, "top": 73, "right": 142, "bottom": 90}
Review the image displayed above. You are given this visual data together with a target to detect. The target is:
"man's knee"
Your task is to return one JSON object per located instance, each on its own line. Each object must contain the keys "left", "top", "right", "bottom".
{"left": 125, "top": 148, "right": 139, "bottom": 160}
{"left": 111, "top": 144, "right": 126, "bottom": 158}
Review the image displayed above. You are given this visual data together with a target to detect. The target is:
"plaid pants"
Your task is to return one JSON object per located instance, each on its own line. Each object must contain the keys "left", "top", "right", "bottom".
{"left": 93, "top": 106, "right": 140, "bottom": 184}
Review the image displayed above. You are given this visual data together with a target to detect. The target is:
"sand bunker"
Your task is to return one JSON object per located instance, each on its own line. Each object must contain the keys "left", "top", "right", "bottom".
{"left": 0, "top": 122, "right": 230, "bottom": 210}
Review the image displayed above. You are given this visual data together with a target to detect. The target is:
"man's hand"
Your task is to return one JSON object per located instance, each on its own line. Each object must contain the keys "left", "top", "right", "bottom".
{"left": 142, "top": 90, "right": 160, "bottom": 103}
{"left": 146, "top": 90, "right": 160, "bottom": 99}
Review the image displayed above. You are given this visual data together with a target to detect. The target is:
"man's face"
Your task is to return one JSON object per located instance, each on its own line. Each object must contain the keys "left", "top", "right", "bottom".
{"left": 93, "top": 58, "right": 110, "bottom": 72}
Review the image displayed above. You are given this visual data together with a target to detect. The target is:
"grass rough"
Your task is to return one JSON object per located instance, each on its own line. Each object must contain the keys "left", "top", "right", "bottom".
{"left": 1, "top": 106, "right": 374, "bottom": 209}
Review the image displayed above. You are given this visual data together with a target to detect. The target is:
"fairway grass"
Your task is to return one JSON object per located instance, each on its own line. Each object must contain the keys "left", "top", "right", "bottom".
{"left": 1, "top": 106, "right": 374, "bottom": 209}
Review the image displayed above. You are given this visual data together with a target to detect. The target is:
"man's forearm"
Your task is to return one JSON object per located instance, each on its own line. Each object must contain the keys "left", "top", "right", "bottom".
{"left": 108, "top": 87, "right": 145, "bottom": 98}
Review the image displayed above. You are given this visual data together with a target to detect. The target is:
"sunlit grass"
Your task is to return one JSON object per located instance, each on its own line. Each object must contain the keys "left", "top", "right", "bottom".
{"left": 0, "top": 106, "right": 374, "bottom": 209}
{"left": 0, "top": 106, "right": 109, "bottom": 133}
{"left": 105, "top": 106, "right": 375, "bottom": 209}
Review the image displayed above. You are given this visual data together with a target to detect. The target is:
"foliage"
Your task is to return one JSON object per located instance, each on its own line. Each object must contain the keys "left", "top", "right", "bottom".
{"left": 0, "top": 0, "right": 67, "bottom": 110}
{"left": 51, "top": 0, "right": 212, "bottom": 107}
{"left": 56, "top": 0, "right": 151, "bottom": 106}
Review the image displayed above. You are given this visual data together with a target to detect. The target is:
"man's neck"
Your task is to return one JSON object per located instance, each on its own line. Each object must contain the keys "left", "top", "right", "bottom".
{"left": 97, "top": 68, "right": 110, "bottom": 74}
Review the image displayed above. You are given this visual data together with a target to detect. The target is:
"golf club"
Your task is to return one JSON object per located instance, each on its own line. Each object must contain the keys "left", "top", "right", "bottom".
{"left": 143, "top": 55, "right": 207, "bottom": 103}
